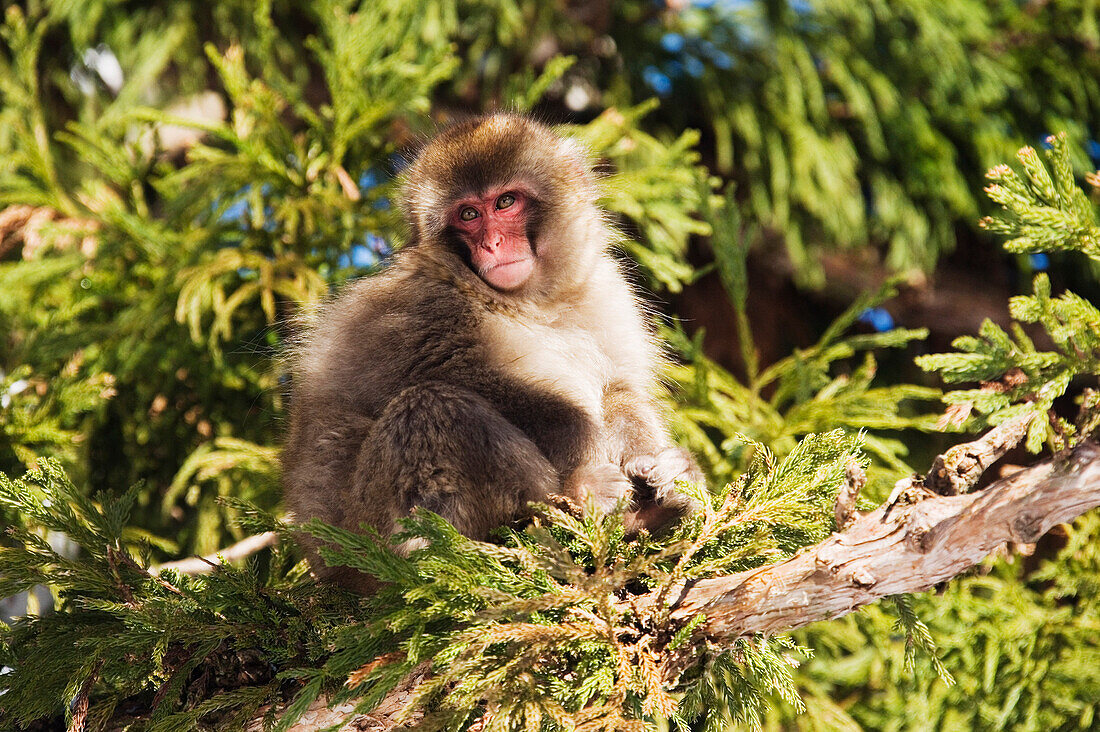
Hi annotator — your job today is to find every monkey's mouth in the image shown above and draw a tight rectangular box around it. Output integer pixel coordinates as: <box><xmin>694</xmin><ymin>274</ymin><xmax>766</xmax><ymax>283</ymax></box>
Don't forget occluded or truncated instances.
<box><xmin>478</xmin><ymin>256</ymin><xmax>534</xmax><ymax>291</ymax></box>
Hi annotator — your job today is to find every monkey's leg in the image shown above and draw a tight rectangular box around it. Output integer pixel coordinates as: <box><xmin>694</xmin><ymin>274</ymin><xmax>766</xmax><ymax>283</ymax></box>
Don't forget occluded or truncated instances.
<box><xmin>355</xmin><ymin>381</ymin><xmax>559</xmax><ymax>545</ymax></box>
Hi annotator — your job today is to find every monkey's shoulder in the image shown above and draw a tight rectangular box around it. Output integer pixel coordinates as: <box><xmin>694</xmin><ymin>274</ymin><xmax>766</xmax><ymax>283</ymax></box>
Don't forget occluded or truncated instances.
<box><xmin>574</xmin><ymin>257</ymin><xmax>660</xmax><ymax>372</ymax></box>
<box><xmin>333</xmin><ymin>266</ymin><xmax>478</xmax><ymax>336</ymax></box>
<box><xmin>292</xmin><ymin>270</ymin><xmax>471</xmax><ymax>400</ymax></box>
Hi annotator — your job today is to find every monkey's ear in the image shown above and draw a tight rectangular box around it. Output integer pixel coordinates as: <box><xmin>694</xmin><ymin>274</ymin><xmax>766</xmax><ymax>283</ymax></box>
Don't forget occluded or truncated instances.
<box><xmin>555</xmin><ymin>135</ymin><xmax>597</xmax><ymax>182</ymax></box>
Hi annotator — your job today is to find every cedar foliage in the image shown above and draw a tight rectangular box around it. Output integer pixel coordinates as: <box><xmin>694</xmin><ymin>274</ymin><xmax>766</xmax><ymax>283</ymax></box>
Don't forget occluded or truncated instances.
<box><xmin>0</xmin><ymin>1</ymin><xmax>1099</xmax><ymax>729</ymax></box>
<box><xmin>918</xmin><ymin>133</ymin><xmax>1100</xmax><ymax>453</ymax></box>
<box><xmin>0</xmin><ymin>432</ymin><xmax>865</xmax><ymax>730</ymax></box>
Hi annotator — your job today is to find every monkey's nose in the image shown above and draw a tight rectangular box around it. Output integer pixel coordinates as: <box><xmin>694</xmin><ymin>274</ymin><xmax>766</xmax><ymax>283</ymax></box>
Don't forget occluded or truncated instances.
<box><xmin>483</xmin><ymin>233</ymin><xmax>505</xmax><ymax>251</ymax></box>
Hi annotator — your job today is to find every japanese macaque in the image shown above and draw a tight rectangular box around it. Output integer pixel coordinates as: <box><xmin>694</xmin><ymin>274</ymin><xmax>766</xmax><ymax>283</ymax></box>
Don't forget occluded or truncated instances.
<box><xmin>283</xmin><ymin>114</ymin><xmax>702</xmax><ymax>592</ymax></box>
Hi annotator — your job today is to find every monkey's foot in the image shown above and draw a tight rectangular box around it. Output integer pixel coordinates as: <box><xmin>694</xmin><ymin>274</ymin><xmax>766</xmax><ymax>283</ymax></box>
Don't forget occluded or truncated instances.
<box><xmin>564</xmin><ymin>463</ymin><xmax>633</xmax><ymax>516</ymax></box>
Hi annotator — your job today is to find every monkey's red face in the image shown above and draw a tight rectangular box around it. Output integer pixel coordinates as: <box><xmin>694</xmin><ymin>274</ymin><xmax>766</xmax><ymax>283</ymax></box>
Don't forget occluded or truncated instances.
<box><xmin>449</xmin><ymin>188</ymin><xmax>535</xmax><ymax>291</ymax></box>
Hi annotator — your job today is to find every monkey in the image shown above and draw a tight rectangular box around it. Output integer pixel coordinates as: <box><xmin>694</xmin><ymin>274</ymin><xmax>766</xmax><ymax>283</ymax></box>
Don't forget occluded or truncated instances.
<box><xmin>282</xmin><ymin>113</ymin><xmax>702</xmax><ymax>592</ymax></box>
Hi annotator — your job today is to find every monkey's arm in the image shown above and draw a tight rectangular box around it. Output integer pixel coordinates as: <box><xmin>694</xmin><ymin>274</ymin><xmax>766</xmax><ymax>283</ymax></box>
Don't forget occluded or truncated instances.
<box><xmin>354</xmin><ymin>381</ymin><xmax>560</xmax><ymax>540</ymax></box>
<box><xmin>602</xmin><ymin>382</ymin><xmax>703</xmax><ymax>526</ymax></box>
<box><xmin>601</xmin><ymin>381</ymin><xmax>668</xmax><ymax>459</ymax></box>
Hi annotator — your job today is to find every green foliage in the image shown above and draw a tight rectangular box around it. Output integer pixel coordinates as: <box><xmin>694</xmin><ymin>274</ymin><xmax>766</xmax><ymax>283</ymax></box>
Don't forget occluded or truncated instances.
<box><xmin>918</xmin><ymin>136</ymin><xmax>1100</xmax><ymax>451</ymax></box>
<box><xmin>0</xmin><ymin>430</ymin><xmax>861</xmax><ymax>730</ymax></box>
<box><xmin>765</xmin><ymin>132</ymin><xmax>1100</xmax><ymax>732</ymax></box>
<box><xmin>781</xmin><ymin>515</ymin><xmax>1100</xmax><ymax>731</ymax></box>
<box><xmin>3</xmin><ymin>1</ymin><xmax>1100</xmax><ymax>730</ymax></box>
<box><xmin>0</xmin><ymin>362</ymin><xmax>115</xmax><ymax>472</ymax></box>
<box><xmin>0</xmin><ymin>0</ymin><xmax>708</xmax><ymax>557</ymax></box>
<box><xmin>612</xmin><ymin>0</ymin><xmax>1100</xmax><ymax>284</ymax></box>
<box><xmin>980</xmin><ymin>134</ymin><xmax>1100</xmax><ymax>260</ymax></box>
<box><xmin>572</xmin><ymin>101</ymin><xmax>713</xmax><ymax>293</ymax></box>
<box><xmin>0</xmin><ymin>459</ymin><xmax>355</xmax><ymax>731</ymax></box>
<box><xmin>667</xmin><ymin>189</ymin><xmax>944</xmax><ymax>493</ymax></box>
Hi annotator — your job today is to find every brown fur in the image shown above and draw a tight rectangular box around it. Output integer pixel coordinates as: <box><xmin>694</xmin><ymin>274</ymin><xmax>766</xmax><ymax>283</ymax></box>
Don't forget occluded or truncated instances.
<box><xmin>283</xmin><ymin>114</ymin><xmax>700</xmax><ymax>592</ymax></box>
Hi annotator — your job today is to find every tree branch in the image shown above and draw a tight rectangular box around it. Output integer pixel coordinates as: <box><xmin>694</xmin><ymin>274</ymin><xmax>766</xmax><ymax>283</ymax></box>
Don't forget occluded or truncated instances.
<box><xmin>660</xmin><ymin>440</ymin><xmax>1100</xmax><ymax>646</ymax></box>
<box><xmin>245</xmin><ymin>430</ymin><xmax>1100</xmax><ymax>730</ymax></box>
<box><xmin>152</xmin><ymin>531</ymin><xmax>277</xmax><ymax>575</ymax></box>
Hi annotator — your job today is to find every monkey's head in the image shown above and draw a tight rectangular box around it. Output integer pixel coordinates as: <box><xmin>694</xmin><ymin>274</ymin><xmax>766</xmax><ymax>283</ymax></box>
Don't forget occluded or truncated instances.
<box><xmin>402</xmin><ymin>114</ymin><xmax>604</xmax><ymax>298</ymax></box>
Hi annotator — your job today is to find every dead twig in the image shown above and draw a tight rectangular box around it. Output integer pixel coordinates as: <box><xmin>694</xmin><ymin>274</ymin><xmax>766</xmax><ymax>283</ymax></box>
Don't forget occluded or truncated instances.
<box><xmin>926</xmin><ymin>412</ymin><xmax>1034</xmax><ymax>495</ymax></box>
<box><xmin>153</xmin><ymin>531</ymin><xmax>278</xmax><ymax>576</ymax></box>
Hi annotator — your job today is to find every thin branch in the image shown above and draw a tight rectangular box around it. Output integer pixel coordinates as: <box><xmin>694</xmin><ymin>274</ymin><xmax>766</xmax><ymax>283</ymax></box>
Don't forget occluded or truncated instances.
<box><xmin>925</xmin><ymin>412</ymin><xmax>1033</xmax><ymax>494</ymax></box>
<box><xmin>153</xmin><ymin>531</ymin><xmax>278</xmax><ymax>575</ymax></box>
<box><xmin>68</xmin><ymin>659</ymin><xmax>103</xmax><ymax>732</ymax></box>
<box><xmin>835</xmin><ymin>457</ymin><xmax>866</xmax><ymax>529</ymax></box>
<box><xmin>883</xmin><ymin>412</ymin><xmax>1033</xmax><ymax>519</ymax></box>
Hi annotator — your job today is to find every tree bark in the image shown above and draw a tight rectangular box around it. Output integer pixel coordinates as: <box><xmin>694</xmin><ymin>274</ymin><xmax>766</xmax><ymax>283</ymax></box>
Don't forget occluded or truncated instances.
<box><xmin>659</xmin><ymin>439</ymin><xmax>1100</xmax><ymax>640</ymax></box>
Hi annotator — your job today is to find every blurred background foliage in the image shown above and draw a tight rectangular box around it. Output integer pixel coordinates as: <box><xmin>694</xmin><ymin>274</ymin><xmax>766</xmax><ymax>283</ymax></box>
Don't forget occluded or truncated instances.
<box><xmin>1</xmin><ymin>0</ymin><xmax>1100</xmax><ymax>728</ymax></box>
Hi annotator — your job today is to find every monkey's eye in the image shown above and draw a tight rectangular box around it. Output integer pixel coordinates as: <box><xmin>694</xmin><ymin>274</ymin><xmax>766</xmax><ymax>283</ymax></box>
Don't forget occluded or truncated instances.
<box><xmin>495</xmin><ymin>193</ymin><xmax>516</xmax><ymax>210</ymax></box>
<box><xmin>459</xmin><ymin>207</ymin><xmax>479</xmax><ymax>221</ymax></box>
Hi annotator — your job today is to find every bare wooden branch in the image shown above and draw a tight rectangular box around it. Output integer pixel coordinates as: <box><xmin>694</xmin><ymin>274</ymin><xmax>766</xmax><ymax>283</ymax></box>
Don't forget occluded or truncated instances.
<box><xmin>659</xmin><ymin>440</ymin><xmax>1100</xmax><ymax>646</ymax></box>
<box><xmin>882</xmin><ymin>412</ymin><xmax>1033</xmax><ymax>520</ymax></box>
<box><xmin>244</xmin><ymin>663</ymin><xmax>431</xmax><ymax>732</ymax></box>
<box><xmin>926</xmin><ymin>412</ymin><xmax>1033</xmax><ymax>494</ymax></box>
<box><xmin>69</xmin><ymin>660</ymin><xmax>102</xmax><ymax>732</ymax></box>
<box><xmin>153</xmin><ymin>531</ymin><xmax>278</xmax><ymax>575</ymax></box>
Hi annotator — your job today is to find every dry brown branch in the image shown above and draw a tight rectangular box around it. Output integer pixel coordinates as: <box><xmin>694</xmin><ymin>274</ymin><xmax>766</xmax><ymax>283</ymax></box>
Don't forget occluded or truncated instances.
<box><xmin>926</xmin><ymin>412</ymin><xmax>1033</xmax><ymax>494</ymax></box>
<box><xmin>881</xmin><ymin>412</ymin><xmax>1034</xmax><ymax>520</ymax></box>
<box><xmin>244</xmin><ymin>663</ymin><xmax>431</xmax><ymax>732</ymax></box>
<box><xmin>658</xmin><ymin>440</ymin><xmax>1100</xmax><ymax>653</ymax></box>
<box><xmin>835</xmin><ymin>458</ymin><xmax>866</xmax><ymax>529</ymax></box>
<box><xmin>68</xmin><ymin>660</ymin><xmax>103</xmax><ymax>732</ymax></box>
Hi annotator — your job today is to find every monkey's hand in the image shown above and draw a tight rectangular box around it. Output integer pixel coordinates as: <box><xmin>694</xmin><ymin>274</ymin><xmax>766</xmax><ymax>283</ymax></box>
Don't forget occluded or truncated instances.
<box><xmin>624</xmin><ymin>446</ymin><xmax>705</xmax><ymax>516</ymax></box>
<box><xmin>564</xmin><ymin>463</ymin><xmax>634</xmax><ymax>516</ymax></box>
